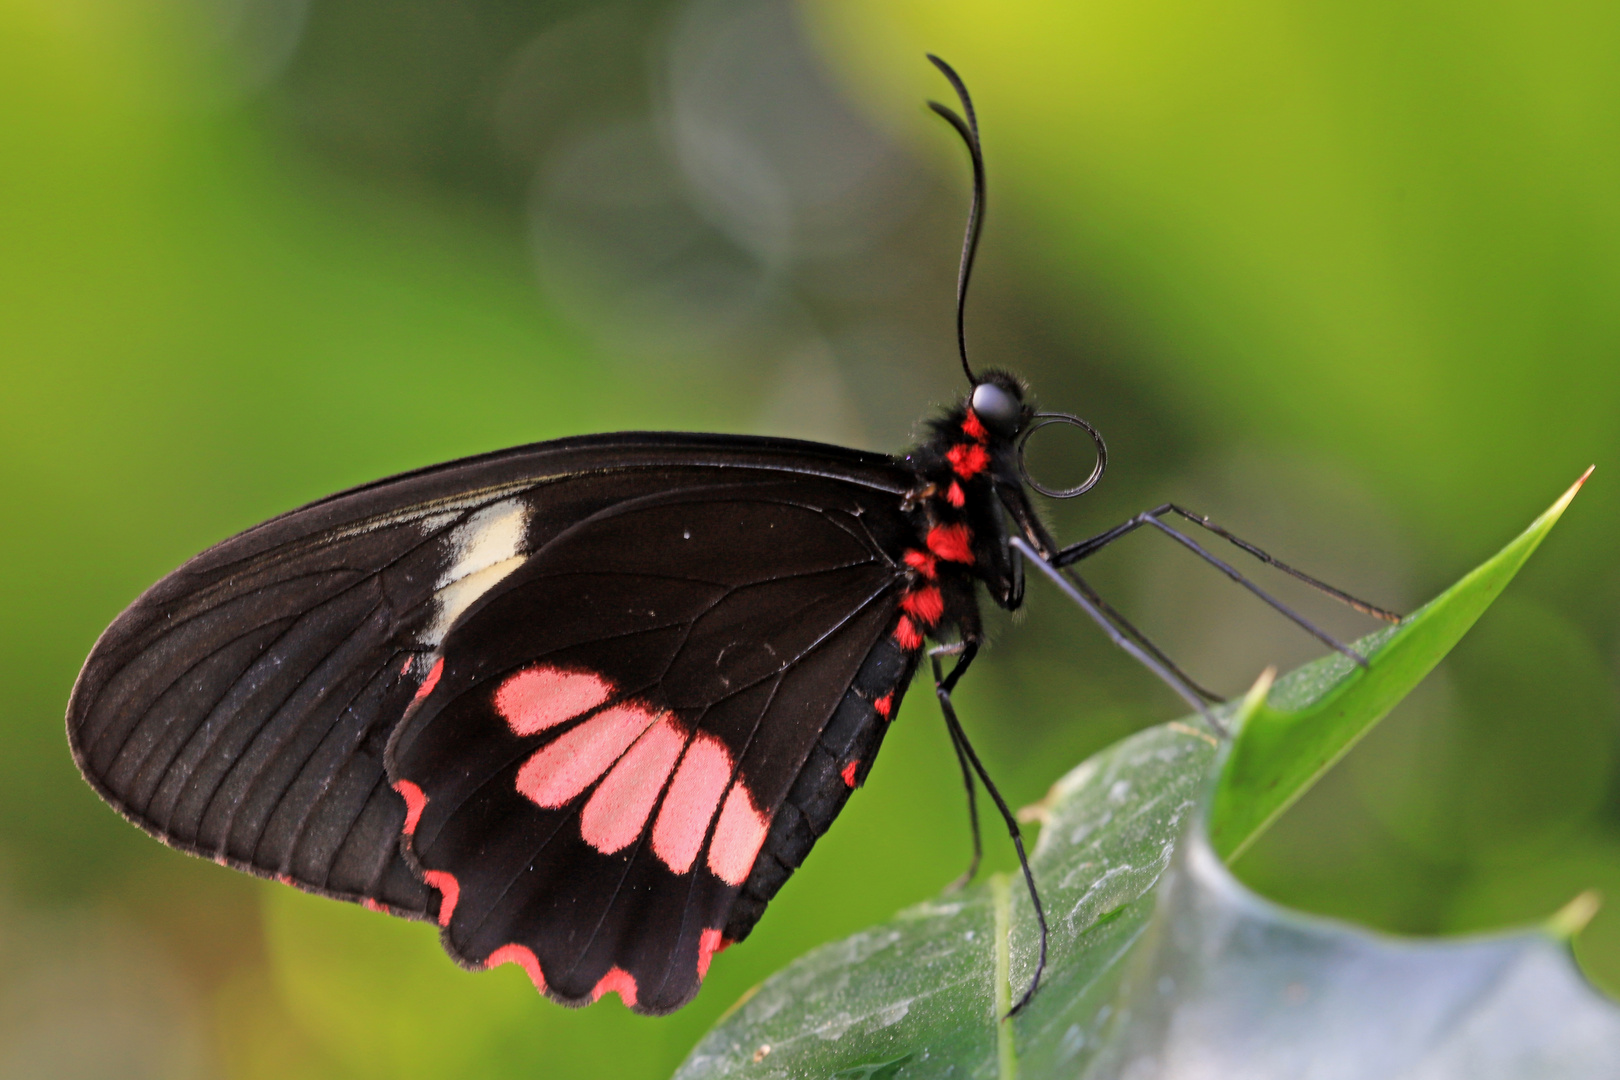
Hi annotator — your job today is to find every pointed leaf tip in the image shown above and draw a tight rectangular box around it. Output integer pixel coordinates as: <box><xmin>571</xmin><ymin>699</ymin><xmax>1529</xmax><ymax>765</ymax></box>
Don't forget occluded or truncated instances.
<box><xmin>1241</xmin><ymin>666</ymin><xmax>1275</xmax><ymax>713</ymax></box>
<box><xmin>1221</xmin><ymin>666</ymin><xmax>1275</xmax><ymax>739</ymax></box>
<box><xmin>1550</xmin><ymin>465</ymin><xmax>1595</xmax><ymax>518</ymax></box>
<box><xmin>1211</xmin><ymin>475</ymin><xmax>1588</xmax><ymax>863</ymax></box>
<box><xmin>1548</xmin><ymin>890</ymin><xmax>1604</xmax><ymax>940</ymax></box>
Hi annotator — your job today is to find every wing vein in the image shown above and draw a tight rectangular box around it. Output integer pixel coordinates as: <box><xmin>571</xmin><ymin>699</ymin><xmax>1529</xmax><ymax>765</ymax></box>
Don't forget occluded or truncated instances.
<box><xmin>552</xmin><ymin>577</ymin><xmax>900</xmax><ymax>985</ymax></box>
<box><xmin>199</xmin><ymin>595</ymin><xmax>391</xmax><ymax>851</ymax></box>
<box><xmin>256</xmin><ymin>655</ymin><xmax>400</xmax><ymax>878</ymax></box>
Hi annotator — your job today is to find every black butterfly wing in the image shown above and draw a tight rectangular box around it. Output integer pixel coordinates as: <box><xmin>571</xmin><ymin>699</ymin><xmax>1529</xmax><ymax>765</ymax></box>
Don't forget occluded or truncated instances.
<box><xmin>388</xmin><ymin>475</ymin><xmax>922</xmax><ymax>1014</ymax></box>
<box><xmin>65</xmin><ymin>478</ymin><xmax>509</xmax><ymax>916</ymax></box>
<box><xmin>67</xmin><ymin>434</ymin><xmax>921</xmax><ymax>993</ymax></box>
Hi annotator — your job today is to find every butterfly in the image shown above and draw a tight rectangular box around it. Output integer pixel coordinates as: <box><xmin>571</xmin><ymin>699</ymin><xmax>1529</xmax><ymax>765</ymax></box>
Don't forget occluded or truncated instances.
<box><xmin>65</xmin><ymin>57</ymin><xmax>1397</xmax><ymax>1016</ymax></box>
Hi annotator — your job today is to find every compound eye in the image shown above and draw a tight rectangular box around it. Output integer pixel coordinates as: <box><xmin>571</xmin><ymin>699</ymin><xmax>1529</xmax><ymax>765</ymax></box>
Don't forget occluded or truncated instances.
<box><xmin>970</xmin><ymin>382</ymin><xmax>1021</xmax><ymax>436</ymax></box>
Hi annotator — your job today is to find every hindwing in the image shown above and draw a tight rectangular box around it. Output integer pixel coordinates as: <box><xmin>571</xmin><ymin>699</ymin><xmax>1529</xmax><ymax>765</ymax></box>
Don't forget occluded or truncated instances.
<box><xmin>388</xmin><ymin>478</ymin><xmax>919</xmax><ymax>1012</ymax></box>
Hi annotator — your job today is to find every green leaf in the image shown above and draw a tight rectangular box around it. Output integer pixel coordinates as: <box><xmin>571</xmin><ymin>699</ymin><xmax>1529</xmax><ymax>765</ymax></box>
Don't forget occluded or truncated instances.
<box><xmin>678</xmin><ymin>474</ymin><xmax>1613</xmax><ymax>1080</ymax></box>
<box><xmin>828</xmin><ymin>1054</ymin><xmax>915</xmax><ymax>1079</ymax></box>
<box><xmin>1208</xmin><ymin>466</ymin><xmax>1595</xmax><ymax>862</ymax></box>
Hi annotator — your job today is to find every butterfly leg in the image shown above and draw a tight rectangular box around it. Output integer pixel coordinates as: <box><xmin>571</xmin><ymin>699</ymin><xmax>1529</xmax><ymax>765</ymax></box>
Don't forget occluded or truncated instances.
<box><xmin>1058</xmin><ymin>505</ymin><xmax>1402</xmax><ymax>621</ymax></box>
<box><xmin>931</xmin><ymin>643</ymin><xmax>983</xmax><ymax>892</ymax></box>
<box><xmin>932</xmin><ymin>644</ymin><xmax>1049</xmax><ymax>1016</ymax></box>
<box><xmin>1011</xmin><ymin>537</ymin><xmax>1229</xmax><ymax>734</ymax></box>
<box><xmin>1062</xmin><ymin>574</ymin><xmax>1222</xmax><ymax>704</ymax></box>
<box><xmin>1052</xmin><ymin>504</ymin><xmax>1399</xmax><ymax>668</ymax></box>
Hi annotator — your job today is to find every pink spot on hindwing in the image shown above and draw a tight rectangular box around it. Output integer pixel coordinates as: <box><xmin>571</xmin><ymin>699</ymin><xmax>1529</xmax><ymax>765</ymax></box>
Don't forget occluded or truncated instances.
<box><xmin>841</xmin><ymin>760</ymin><xmax>859</xmax><ymax>788</ymax></box>
<box><xmin>592</xmin><ymin>967</ymin><xmax>638</xmax><ymax>1007</ymax></box>
<box><xmin>652</xmin><ymin>733</ymin><xmax>733</xmax><ymax>875</ymax></box>
<box><xmin>708</xmin><ymin>783</ymin><xmax>768</xmax><ymax>886</ymax></box>
<box><xmin>413</xmin><ymin>657</ymin><xmax>444</xmax><ymax>703</ymax></box>
<box><xmin>495</xmin><ymin>666</ymin><xmax>613</xmax><ymax>737</ymax></box>
<box><xmin>424</xmin><ymin>870</ymin><xmax>460</xmax><ymax>926</ymax></box>
<box><xmin>487</xmin><ymin>944</ymin><xmax>547</xmax><ymax>993</ymax></box>
<box><xmin>364</xmin><ymin>898</ymin><xmax>387</xmax><ymax>914</ymax></box>
<box><xmin>946</xmin><ymin>481</ymin><xmax>966</xmax><ymax>507</ymax></box>
<box><xmin>393</xmin><ymin>779</ymin><xmax>427</xmax><ymax>836</ymax></box>
<box><xmin>581</xmin><ymin>717</ymin><xmax>686</xmax><ymax>855</ymax></box>
<box><xmin>515</xmin><ymin>703</ymin><xmax>661</xmax><ymax>808</ymax></box>
<box><xmin>697</xmin><ymin>928</ymin><xmax>728</xmax><ymax>979</ymax></box>
<box><xmin>873</xmin><ymin>693</ymin><xmax>893</xmax><ymax>719</ymax></box>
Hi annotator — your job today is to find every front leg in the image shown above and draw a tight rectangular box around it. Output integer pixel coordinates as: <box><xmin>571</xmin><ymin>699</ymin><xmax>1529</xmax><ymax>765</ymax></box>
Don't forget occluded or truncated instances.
<box><xmin>1051</xmin><ymin>504</ymin><xmax>1393</xmax><ymax>667</ymax></box>
<box><xmin>1053</xmin><ymin>503</ymin><xmax>1172</xmax><ymax>566</ymax></box>
<box><xmin>1056</xmin><ymin>503</ymin><xmax>1401</xmax><ymax>623</ymax></box>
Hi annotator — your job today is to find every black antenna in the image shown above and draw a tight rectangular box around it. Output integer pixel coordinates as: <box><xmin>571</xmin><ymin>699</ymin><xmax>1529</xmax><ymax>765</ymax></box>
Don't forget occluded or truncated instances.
<box><xmin>927</xmin><ymin>54</ymin><xmax>985</xmax><ymax>388</ymax></box>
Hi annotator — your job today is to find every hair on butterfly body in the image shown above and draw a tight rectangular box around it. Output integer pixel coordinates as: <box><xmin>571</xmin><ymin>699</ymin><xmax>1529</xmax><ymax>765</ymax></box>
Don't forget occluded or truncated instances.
<box><xmin>65</xmin><ymin>57</ymin><xmax>1399</xmax><ymax>1018</ymax></box>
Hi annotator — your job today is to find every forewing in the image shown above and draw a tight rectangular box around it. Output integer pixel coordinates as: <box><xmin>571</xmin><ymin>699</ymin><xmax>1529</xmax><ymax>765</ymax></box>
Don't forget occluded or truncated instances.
<box><xmin>67</xmin><ymin>433</ymin><xmax>912</xmax><ymax>920</ymax></box>
<box><xmin>389</xmin><ymin>477</ymin><xmax>920</xmax><ymax>1014</ymax></box>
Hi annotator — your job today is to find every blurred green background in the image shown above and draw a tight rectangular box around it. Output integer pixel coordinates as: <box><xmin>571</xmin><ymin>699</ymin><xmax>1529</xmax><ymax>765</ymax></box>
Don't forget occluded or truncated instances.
<box><xmin>3</xmin><ymin>0</ymin><xmax>1618</xmax><ymax>1076</ymax></box>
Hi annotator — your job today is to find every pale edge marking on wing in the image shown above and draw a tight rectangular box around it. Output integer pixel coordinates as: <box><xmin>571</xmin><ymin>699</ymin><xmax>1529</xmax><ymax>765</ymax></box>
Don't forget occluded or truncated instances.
<box><xmin>421</xmin><ymin>497</ymin><xmax>531</xmax><ymax>647</ymax></box>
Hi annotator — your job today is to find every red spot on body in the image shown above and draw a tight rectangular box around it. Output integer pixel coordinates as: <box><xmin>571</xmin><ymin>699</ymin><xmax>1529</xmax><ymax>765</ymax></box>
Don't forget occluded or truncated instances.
<box><xmin>697</xmin><ymin>928</ymin><xmax>728</xmax><ymax>979</ymax></box>
<box><xmin>581</xmin><ymin>716</ymin><xmax>686</xmax><ymax>855</ymax></box>
<box><xmin>927</xmin><ymin>523</ymin><xmax>975</xmax><ymax>564</ymax></box>
<box><xmin>708</xmin><ymin>783</ymin><xmax>768</xmax><ymax>886</ymax></box>
<box><xmin>874</xmin><ymin>693</ymin><xmax>894</xmax><ymax>719</ymax></box>
<box><xmin>412</xmin><ymin>657</ymin><xmax>444</xmax><ymax>703</ymax></box>
<box><xmin>364</xmin><ymin>898</ymin><xmax>387</xmax><ymax>914</ymax></box>
<box><xmin>401</xmin><ymin>656</ymin><xmax>413</xmax><ymax>677</ymax></box>
<box><xmin>495</xmin><ymin>666</ymin><xmax>613</xmax><ymax>737</ymax></box>
<box><xmin>946</xmin><ymin>443</ymin><xmax>990</xmax><ymax>479</ymax></box>
<box><xmin>946</xmin><ymin>481</ymin><xmax>965</xmax><ymax>507</ymax></box>
<box><xmin>901</xmin><ymin>585</ymin><xmax>944</xmax><ymax>627</ymax></box>
<box><xmin>652</xmin><ymin>732</ymin><xmax>733</xmax><ymax>875</ymax></box>
<box><xmin>841</xmin><ymin>760</ymin><xmax>859</xmax><ymax>788</ymax></box>
<box><xmin>425</xmin><ymin>870</ymin><xmax>460</xmax><ymax>926</ymax></box>
<box><xmin>961</xmin><ymin>409</ymin><xmax>988</xmax><ymax>442</ymax></box>
<box><xmin>592</xmin><ymin>967</ymin><xmax>638</xmax><ymax>1007</ymax></box>
<box><xmin>904</xmin><ymin>549</ymin><xmax>938</xmax><ymax>579</ymax></box>
<box><xmin>487</xmin><ymin>943</ymin><xmax>547</xmax><ymax>993</ymax></box>
<box><xmin>393</xmin><ymin>779</ymin><xmax>428</xmax><ymax>836</ymax></box>
<box><xmin>893</xmin><ymin>615</ymin><xmax>924</xmax><ymax>650</ymax></box>
<box><xmin>515</xmin><ymin>703</ymin><xmax>661</xmax><ymax>809</ymax></box>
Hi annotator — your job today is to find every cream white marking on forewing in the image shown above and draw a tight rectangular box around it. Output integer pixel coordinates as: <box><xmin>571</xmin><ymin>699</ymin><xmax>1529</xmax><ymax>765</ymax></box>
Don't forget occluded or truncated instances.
<box><xmin>322</xmin><ymin>478</ymin><xmax>544</xmax><ymax>541</ymax></box>
<box><xmin>421</xmin><ymin>497</ymin><xmax>531</xmax><ymax>645</ymax></box>
<box><xmin>417</xmin><ymin>510</ymin><xmax>462</xmax><ymax>532</ymax></box>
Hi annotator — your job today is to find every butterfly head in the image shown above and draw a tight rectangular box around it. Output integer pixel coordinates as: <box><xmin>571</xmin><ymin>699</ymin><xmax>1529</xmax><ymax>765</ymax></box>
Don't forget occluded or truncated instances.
<box><xmin>946</xmin><ymin>368</ymin><xmax>1108</xmax><ymax>502</ymax></box>
<box><xmin>967</xmin><ymin>373</ymin><xmax>1028</xmax><ymax>439</ymax></box>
